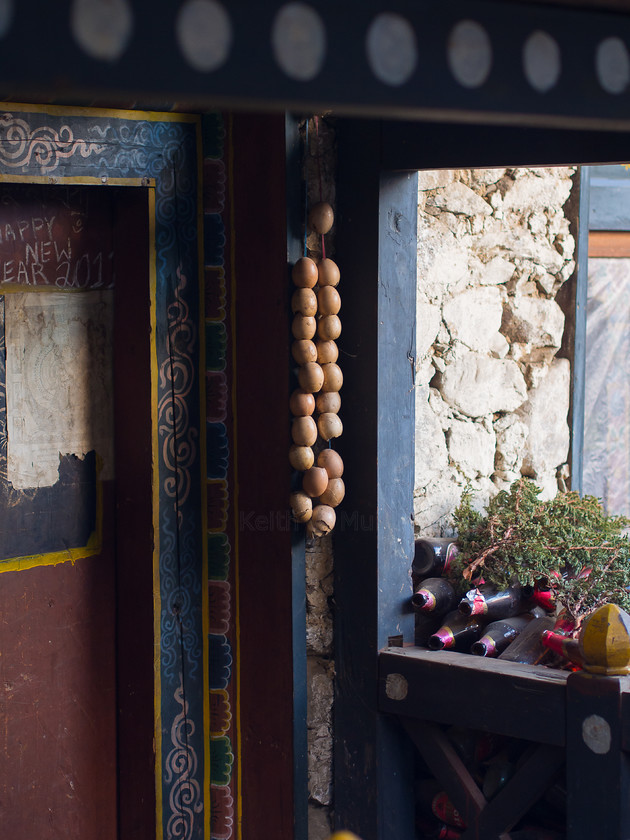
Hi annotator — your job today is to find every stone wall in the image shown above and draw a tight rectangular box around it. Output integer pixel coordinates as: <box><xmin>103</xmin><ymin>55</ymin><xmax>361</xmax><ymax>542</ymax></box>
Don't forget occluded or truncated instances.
<box><xmin>415</xmin><ymin>167</ymin><xmax>577</xmax><ymax>536</ymax></box>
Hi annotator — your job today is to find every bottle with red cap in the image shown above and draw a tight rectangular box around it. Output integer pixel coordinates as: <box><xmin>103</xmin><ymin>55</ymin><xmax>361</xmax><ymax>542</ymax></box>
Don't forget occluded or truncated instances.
<box><xmin>428</xmin><ymin>610</ymin><xmax>486</xmax><ymax>651</ymax></box>
<box><xmin>471</xmin><ymin>614</ymin><xmax>535</xmax><ymax>657</ymax></box>
<box><xmin>412</xmin><ymin>537</ymin><xmax>459</xmax><ymax>580</ymax></box>
<box><xmin>541</xmin><ymin>630</ymin><xmax>583</xmax><ymax>667</ymax></box>
<box><xmin>412</xmin><ymin>577</ymin><xmax>458</xmax><ymax>614</ymax></box>
<box><xmin>458</xmin><ymin>583</ymin><xmax>531</xmax><ymax>620</ymax></box>
<box><xmin>416</xmin><ymin>779</ymin><xmax>466</xmax><ymax>829</ymax></box>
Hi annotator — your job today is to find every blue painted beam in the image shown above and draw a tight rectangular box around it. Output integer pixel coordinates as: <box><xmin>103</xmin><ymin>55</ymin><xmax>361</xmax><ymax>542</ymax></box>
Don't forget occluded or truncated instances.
<box><xmin>333</xmin><ymin>119</ymin><xmax>416</xmax><ymax>840</ymax></box>
<box><xmin>572</xmin><ymin>167</ymin><xmax>591</xmax><ymax>496</ymax></box>
<box><xmin>5</xmin><ymin>2</ymin><xmax>630</xmax><ymax>127</ymax></box>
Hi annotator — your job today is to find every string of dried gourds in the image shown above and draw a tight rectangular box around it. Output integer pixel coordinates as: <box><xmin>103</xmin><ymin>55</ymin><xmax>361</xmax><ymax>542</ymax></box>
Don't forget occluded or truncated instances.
<box><xmin>289</xmin><ymin>196</ymin><xmax>345</xmax><ymax>538</ymax></box>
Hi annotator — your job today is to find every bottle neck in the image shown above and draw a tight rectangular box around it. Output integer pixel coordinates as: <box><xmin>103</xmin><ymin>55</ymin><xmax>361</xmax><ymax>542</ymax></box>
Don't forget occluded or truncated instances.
<box><xmin>412</xmin><ymin>590</ymin><xmax>436</xmax><ymax>610</ymax></box>
<box><xmin>472</xmin><ymin>637</ymin><xmax>496</xmax><ymax>656</ymax></box>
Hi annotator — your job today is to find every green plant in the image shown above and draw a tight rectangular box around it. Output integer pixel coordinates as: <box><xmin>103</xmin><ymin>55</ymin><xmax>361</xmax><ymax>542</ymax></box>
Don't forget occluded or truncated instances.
<box><xmin>450</xmin><ymin>478</ymin><xmax>630</xmax><ymax>620</ymax></box>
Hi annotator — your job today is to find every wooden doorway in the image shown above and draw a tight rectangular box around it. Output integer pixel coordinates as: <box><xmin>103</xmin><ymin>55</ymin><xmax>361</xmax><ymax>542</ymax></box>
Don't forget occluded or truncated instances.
<box><xmin>0</xmin><ymin>182</ymin><xmax>155</xmax><ymax>839</ymax></box>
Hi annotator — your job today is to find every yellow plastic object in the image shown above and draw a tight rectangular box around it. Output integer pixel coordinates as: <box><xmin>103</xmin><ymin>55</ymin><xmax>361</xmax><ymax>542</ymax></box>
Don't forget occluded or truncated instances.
<box><xmin>579</xmin><ymin>603</ymin><xmax>630</xmax><ymax>675</ymax></box>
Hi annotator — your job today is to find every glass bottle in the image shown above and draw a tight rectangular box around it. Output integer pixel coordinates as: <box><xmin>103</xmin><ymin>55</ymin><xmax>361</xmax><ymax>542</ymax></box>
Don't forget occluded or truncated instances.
<box><xmin>412</xmin><ymin>537</ymin><xmax>459</xmax><ymax>579</ymax></box>
<box><xmin>497</xmin><ymin>615</ymin><xmax>556</xmax><ymax>664</ymax></box>
<box><xmin>412</xmin><ymin>577</ymin><xmax>458</xmax><ymax>614</ymax></box>
<box><xmin>428</xmin><ymin>610</ymin><xmax>486</xmax><ymax>651</ymax></box>
<box><xmin>471</xmin><ymin>615</ymin><xmax>534</xmax><ymax>657</ymax></box>
<box><xmin>458</xmin><ymin>583</ymin><xmax>530</xmax><ymax>620</ymax></box>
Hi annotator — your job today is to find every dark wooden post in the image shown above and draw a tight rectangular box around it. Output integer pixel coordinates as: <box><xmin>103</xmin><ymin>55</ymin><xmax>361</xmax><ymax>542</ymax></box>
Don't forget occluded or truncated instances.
<box><xmin>333</xmin><ymin>119</ymin><xmax>416</xmax><ymax>840</ymax></box>
<box><xmin>566</xmin><ymin>671</ymin><xmax>630</xmax><ymax>839</ymax></box>
<box><xmin>566</xmin><ymin>604</ymin><xmax>630</xmax><ymax>840</ymax></box>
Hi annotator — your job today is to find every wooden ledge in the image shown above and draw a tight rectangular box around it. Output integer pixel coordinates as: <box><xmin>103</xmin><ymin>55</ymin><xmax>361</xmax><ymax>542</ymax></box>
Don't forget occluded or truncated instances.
<box><xmin>378</xmin><ymin>646</ymin><xmax>569</xmax><ymax>745</ymax></box>
<box><xmin>589</xmin><ymin>231</ymin><xmax>630</xmax><ymax>257</ymax></box>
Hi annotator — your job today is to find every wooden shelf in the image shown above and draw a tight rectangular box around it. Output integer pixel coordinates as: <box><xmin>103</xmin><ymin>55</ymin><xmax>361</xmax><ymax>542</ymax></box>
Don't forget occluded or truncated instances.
<box><xmin>378</xmin><ymin>646</ymin><xmax>630</xmax><ymax>839</ymax></box>
<box><xmin>379</xmin><ymin>646</ymin><xmax>569</xmax><ymax>745</ymax></box>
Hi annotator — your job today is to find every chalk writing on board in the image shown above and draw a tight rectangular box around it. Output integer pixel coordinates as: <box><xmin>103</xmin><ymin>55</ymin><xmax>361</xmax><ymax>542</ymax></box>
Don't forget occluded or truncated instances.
<box><xmin>0</xmin><ymin>184</ymin><xmax>116</xmax><ymax>290</ymax></box>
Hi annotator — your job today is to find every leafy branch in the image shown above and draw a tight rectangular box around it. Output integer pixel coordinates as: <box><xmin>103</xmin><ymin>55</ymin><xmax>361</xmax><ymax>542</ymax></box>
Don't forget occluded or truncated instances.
<box><xmin>450</xmin><ymin>478</ymin><xmax>630</xmax><ymax>620</ymax></box>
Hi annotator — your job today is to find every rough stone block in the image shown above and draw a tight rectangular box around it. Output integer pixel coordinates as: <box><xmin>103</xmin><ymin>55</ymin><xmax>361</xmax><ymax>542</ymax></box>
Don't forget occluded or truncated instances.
<box><xmin>442</xmin><ymin>286</ymin><xmax>503</xmax><ymax>352</ymax></box>
<box><xmin>494</xmin><ymin>414</ymin><xmax>528</xmax><ymax>475</ymax></box>
<box><xmin>517</xmin><ymin>357</ymin><xmax>570</xmax><ymax>479</ymax></box>
<box><xmin>417</xmin><ymin>296</ymin><xmax>442</xmax><ymax>359</ymax></box>
<box><xmin>417</xmin><ymin>169</ymin><xmax>456</xmax><ymax>191</ymax></box>
<box><xmin>427</xmin><ymin>180</ymin><xmax>493</xmax><ymax>217</ymax></box>
<box><xmin>414</xmin><ymin>468</ymin><xmax>466</xmax><ymax>534</ymax></box>
<box><xmin>447</xmin><ymin>417</ymin><xmax>496</xmax><ymax>479</ymax></box>
<box><xmin>471</xmin><ymin>168</ymin><xmax>506</xmax><ymax>185</ymax></box>
<box><xmin>437</xmin><ymin>352</ymin><xmax>528</xmax><ymax>417</ymax></box>
<box><xmin>502</xmin><ymin>170</ymin><xmax>573</xmax><ymax>213</ymax></box>
<box><xmin>417</xmin><ymin>212</ymin><xmax>470</xmax><ymax>303</ymax></box>
<box><xmin>478</xmin><ymin>255</ymin><xmax>515</xmax><ymax>286</ymax></box>
<box><xmin>308</xmin><ymin>804</ymin><xmax>332</xmax><ymax>840</ymax></box>
<box><xmin>501</xmin><ymin>294</ymin><xmax>565</xmax><ymax>348</ymax></box>
<box><xmin>415</xmin><ymin>386</ymin><xmax>449</xmax><ymax>486</ymax></box>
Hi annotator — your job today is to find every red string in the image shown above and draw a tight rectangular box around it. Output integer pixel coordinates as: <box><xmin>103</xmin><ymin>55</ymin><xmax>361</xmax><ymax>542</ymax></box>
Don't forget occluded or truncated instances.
<box><xmin>315</xmin><ymin>116</ymin><xmax>326</xmax><ymax>260</ymax></box>
<box><xmin>315</xmin><ymin>116</ymin><xmax>324</xmax><ymax>203</ymax></box>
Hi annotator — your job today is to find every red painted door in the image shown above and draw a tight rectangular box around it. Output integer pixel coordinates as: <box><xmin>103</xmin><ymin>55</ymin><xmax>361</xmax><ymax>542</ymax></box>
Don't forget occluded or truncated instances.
<box><xmin>0</xmin><ymin>184</ymin><xmax>154</xmax><ymax>839</ymax></box>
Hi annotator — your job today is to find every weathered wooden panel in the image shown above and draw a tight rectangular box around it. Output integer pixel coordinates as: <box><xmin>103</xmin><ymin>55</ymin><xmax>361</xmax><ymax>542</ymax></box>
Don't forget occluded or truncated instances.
<box><xmin>1</xmin><ymin>3</ymin><xmax>630</xmax><ymax>130</ymax></box>
<box><xmin>590</xmin><ymin>166</ymin><xmax>630</xmax><ymax>230</ymax></box>
<box><xmin>0</xmin><ymin>551</ymin><xmax>117</xmax><ymax>838</ymax></box>
<box><xmin>589</xmin><ymin>231</ymin><xmax>630</xmax><ymax>256</ymax></box>
<box><xmin>0</xmin><ymin>181</ymin><xmax>155</xmax><ymax>840</ymax></box>
<box><xmin>333</xmin><ymin>120</ymin><xmax>416</xmax><ymax>840</ymax></box>
<box><xmin>379</xmin><ymin>647</ymin><xmax>569</xmax><ymax>745</ymax></box>
<box><xmin>567</xmin><ymin>672</ymin><xmax>630</xmax><ymax>839</ymax></box>
<box><xmin>111</xmin><ymin>186</ymin><xmax>155</xmax><ymax>840</ymax></box>
<box><xmin>231</xmin><ymin>112</ymin><xmax>296</xmax><ymax>840</ymax></box>
<box><xmin>0</xmin><ymin>106</ymin><xmax>205</xmax><ymax>840</ymax></box>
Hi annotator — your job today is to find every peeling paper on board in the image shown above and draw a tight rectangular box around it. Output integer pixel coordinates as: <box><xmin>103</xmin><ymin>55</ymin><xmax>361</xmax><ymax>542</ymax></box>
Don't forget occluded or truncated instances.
<box><xmin>5</xmin><ymin>291</ymin><xmax>114</xmax><ymax>489</ymax></box>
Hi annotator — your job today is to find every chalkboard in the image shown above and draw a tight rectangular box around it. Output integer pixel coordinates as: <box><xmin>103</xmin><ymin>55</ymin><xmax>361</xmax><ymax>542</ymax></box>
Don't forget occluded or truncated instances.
<box><xmin>0</xmin><ymin>184</ymin><xmax>122</xmax><ymax>564</ymax></box>
<box><xmin>0</xmin><ymin>183</ymin><xmax>115</xmax><ymax>290</ymax></box>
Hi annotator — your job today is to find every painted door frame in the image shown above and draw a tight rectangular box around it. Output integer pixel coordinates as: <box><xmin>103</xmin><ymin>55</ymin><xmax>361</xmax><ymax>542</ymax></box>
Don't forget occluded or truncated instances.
<box><xmin>0</xmin><ymin>103</ymin><xmax>208</xmax><ymax>840</ymax></box>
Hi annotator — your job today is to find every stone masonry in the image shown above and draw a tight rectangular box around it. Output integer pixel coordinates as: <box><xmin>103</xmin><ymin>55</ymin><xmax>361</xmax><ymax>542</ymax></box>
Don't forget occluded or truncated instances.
<box><xmin>415</xmin><ymin>167</ymin><xmax>576</xmax><ymax>536</ymax></box>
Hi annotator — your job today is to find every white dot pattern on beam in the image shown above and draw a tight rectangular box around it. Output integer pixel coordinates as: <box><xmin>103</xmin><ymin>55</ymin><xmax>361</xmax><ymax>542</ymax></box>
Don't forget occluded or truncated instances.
<box><xmin>523</xmin><ymin>30</ymin><xmax>561</xmax><ymax>93</ymax></box>
<box><xmin>596</xmin><ymin>36</ymin><xmax>630</xmax><ymax>94</ymax></box>
<box><xmin>447</xmin><ymin>19</ymin><xmax>492</xmax><ymax>89</ymax></box>
<box><xmin>71</xmin><ymin>0</ymin><xmax>133</xmax><ymax>62</ymax></box>
<box><xmin>176</xmin><ymin>0</ymin><xmax>232</xmax><ymax>72</ymax></box>
<box><xmin>366</xmin><ymin>13</ymin><xmax>417</xmax><ymax>87</ymax></box>
<box><xmin>272</xmin><ymin>2</ymin><xmax>326</xmax><ymax>81</ymax></box>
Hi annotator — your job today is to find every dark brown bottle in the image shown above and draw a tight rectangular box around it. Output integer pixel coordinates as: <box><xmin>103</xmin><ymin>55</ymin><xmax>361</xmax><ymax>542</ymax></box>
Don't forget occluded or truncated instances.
<box><xmin>412</xmin><ymin>577</ymin><xmax>458</xmax><ymax>613</ymax></box>
<box><xmin>497</xmin><ymin>615</ymin><xmax>555</xmax><ymax>663</ymax></box>
<box><xmin>414</xmin><ymin>612</ymin><xmax>443</xmax><ymax>647</ymax></box>
<box><xmin>471</xmin><ymin>615</ymin><xmax>534</xmax><ymax>657</ymax></box>
<box><xmin>412</xmin><ymin>538</ymin><xmax>459</xmax><ymax>579</ymax></box>
<box><xmin>428</xmin><ymin>610</ymin><xmax>485</xmax><ymax>651</ymax></box>
<box><xmin>458</xmin><ymin>583</ymin><xmax>530</xmax><ymax>620</ymax></box>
